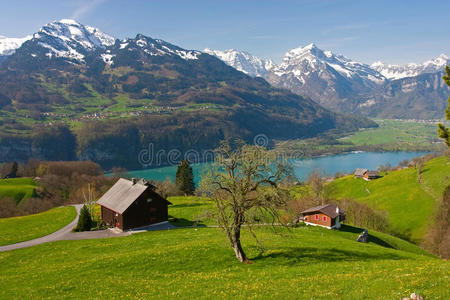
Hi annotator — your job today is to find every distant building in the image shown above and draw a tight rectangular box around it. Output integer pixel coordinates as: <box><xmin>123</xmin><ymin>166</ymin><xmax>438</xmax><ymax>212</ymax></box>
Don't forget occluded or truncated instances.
<box><xmin>364</xmin><ymin>170</ymin><xmax>381</xmax><ymax>181</ymax></box>
<box><xmin>299</xmin><ymin>204</ymin><xmax>345</xmax><ymax>229</ymax></box>
<box><xmin>98</xmin><ymin>178</ymin><xmax>171</xmax><ymax>231</ymax></box>
<box><xmin>354</xmin><ymin>168</ymin><xmax>368</xmax><ymax>178</ymax></box>
<box><xmin>354</xmin><ymin>168</ymin><xmax>381</xmax><ymax>181</ymax></box>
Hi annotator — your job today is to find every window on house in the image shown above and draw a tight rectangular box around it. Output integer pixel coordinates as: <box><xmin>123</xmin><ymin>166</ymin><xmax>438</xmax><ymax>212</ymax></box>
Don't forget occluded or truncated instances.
<box><xmin>315</xmin><ymin>214</ymin><xmax>318</xmax><ymax>220</ymax></box>
<box><xmin>323</xmin><ymin>216</ymin><xmax>327</xmax><ymax>221</ymax></box>
<box><xmin>147</xmin><ymin>198</ymin><xmax>153</xmax><ymax>203</ymax></box>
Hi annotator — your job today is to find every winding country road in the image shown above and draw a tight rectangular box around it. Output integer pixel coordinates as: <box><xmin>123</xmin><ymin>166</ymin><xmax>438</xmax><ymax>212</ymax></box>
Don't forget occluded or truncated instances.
<box><xmin>0</xmin><ymin>204</ymin><xmax>131</xmax><ymax>252</ymax></box>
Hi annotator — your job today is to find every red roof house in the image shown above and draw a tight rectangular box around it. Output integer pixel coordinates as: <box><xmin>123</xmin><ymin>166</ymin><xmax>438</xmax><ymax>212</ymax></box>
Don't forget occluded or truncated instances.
<box><xmin>300</xmin><ymin>204</ymin><xmax>345</xmax><ymax>229</ymax></box>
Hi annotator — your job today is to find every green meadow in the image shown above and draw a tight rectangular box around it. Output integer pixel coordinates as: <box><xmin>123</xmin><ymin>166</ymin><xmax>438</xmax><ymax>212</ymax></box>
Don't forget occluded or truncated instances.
<box><xmin>0</xmin><ymin>178</ymin><xmax>37</xmax><ymax>203</ymax></box>
<box><xmin>0</xmin><ymin>224</ymin><xmax>447</xmax><ymax>299</ymax></box>
<box><xmin>0</xmin><ymin>206</ymin><xmax>76</xmax><ymax>246</ymax></box>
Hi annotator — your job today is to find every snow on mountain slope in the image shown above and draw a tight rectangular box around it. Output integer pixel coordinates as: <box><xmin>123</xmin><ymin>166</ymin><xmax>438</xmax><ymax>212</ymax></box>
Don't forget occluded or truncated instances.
<box><xmin>371</xmin><ymin>54</ymin><xmax>449</xmax><ymax>79</ymax></box>
<box><xmin>0</xmin><ymin>35</ymin><xmax>32</xmax><ymax>56</ymax></box>
<box><xmin>31</xmin><ymin>19</ymin><xmax>115</xmax><ymax>61</ymax></box>
<box><xmin>203</xmin><ymin>48</ymin><xmax>274</xmax><ymax>77</ymax></box>
<box><xmin>273</xmin><ymin>43</ymin><xmax>386</xmax><ymax>84</ymax></box>
<box><xmin>109</xmin><ymin>34</ymin><xmax>201</xmax><ymax>64</ymax></box>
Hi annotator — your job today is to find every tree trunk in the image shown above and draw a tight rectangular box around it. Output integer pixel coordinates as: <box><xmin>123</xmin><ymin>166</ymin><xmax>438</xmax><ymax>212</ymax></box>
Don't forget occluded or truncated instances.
<box><xmin>231</xmin><ymin>225</ymin><xmax>248</xmax><ymax>263</ymax></box>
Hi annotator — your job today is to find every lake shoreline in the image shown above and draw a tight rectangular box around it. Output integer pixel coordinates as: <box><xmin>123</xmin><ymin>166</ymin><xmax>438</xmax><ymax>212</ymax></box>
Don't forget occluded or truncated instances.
<box><xmin>117</xmin><ymin>150</ymin><xmax>432</xmax><ymax>183</ymax></box>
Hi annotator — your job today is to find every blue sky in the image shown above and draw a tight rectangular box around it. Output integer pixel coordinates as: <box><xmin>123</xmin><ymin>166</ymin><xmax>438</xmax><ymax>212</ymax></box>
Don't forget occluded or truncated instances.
<box><xmin>0</xmin><ymin>0</ymin><xmax>448</xmax><ymax>64</ymax></box>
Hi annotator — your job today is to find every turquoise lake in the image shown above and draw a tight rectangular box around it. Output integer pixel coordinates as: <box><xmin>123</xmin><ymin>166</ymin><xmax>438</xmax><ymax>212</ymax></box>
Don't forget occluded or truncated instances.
<box><xmin>126</xmin><ymin>151</ymin><xmax>429</xmax><ymax>184</ymax></box>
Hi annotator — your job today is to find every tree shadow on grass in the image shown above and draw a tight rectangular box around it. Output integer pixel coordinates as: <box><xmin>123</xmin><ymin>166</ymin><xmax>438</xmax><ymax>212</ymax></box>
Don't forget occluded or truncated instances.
<box><xmin>251</xmin><ymin>246</ymin><xmax>405</xmax><ymax>265</ymax></box>
<box><xmin>170</xmin><ymin>203</ymin><xmax>208</xmax><ymax>208</ymax></box>
<box><xmin>168</xmin><ymin>215</ymin><xmax>208</xmax><ymax>227</ymax></box>
<box><xmin>339</xmin><ymin>224</ymin><xmax>393</xmax><ymax>249</ymax></box>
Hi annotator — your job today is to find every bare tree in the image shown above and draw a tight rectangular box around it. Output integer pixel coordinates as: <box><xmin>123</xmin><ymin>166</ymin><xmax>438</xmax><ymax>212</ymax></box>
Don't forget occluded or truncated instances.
<box><xmin>411</xmin><ymin>157</ymin><xmax>425</xmax><ymax>183</ymax></box>
<box><xmin>306</xmin><ymin>170</ymin><xmax>327</xmax><ymax>205</ymax></box>
<box><xmin>200</xmin><ymin>141</ymin><xmax>293</xmax><ymax>263</ymax></box>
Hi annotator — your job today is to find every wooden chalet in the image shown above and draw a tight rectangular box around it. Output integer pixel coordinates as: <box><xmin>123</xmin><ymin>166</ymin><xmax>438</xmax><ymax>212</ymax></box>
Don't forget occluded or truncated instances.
<box><xmin>364</xmin><ymin>170</ymin><xmax>381</xmax><ymax>181</ymax></box>
<box><xmin>97</xmin><ymin>178</ymin><xmax>170</xmax><ymax>231</ymax></box>
<box><xmin>354</xmin><ymin>168</ymin><xmax>381</xmax><ymax>181</ymax></box>
<box><xmin>300</xmin><ymin>204</ymin><xmax>345</xmax><ymax>229</ymax></box>
<box><xmin>354</xmin><ymin>168</ymin><xmax>368</xmax><ymax>179</ymax></box>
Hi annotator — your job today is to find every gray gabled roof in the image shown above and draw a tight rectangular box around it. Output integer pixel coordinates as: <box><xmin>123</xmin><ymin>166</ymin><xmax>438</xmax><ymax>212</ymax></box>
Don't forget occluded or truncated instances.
<box><xmin>354</xmin><ymin>168</ymin><xmax>368</xmax><ymax>176</ymax></box>
<box><xmin>97</xmin><ymin>178</ymin><xmax>150</xmax><ymax>214</ymax></box>
<box><xmin>367</xmin><ymin>170</ymin><xmax>380</xmax><ymax>177</ymax></box>
<box><xmin>301</xmin><ymin>204</ymin><xmax>342</xmax><ymax>218</ymax></box>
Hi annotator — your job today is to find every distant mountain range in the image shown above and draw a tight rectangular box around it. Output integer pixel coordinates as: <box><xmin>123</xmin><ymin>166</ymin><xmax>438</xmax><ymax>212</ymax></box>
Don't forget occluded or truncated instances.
<box><xmin>0</xmin><ymin>19</ymin><xmax>373</xmax><ymax>169</ymax></box>
<box><xmin>206</xmin><ymin>45</ymin><xmax>450</xmax><ymax>119</ymax></box>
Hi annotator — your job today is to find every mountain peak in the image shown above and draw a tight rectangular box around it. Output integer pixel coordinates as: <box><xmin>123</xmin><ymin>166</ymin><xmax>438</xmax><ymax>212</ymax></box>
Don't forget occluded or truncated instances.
<box><xmin>57</xmin><ymin>19</ymin><xmax>81</xmax><ymax>25</ymax></box>
<box><xmin>203</xmin><ymin>48</ymin><xmax>273</xmax><ymax>77</ymax></box>
<box><xmin>25</xmin><ymin>19</ymin><xmax>116</xmax><ymax>62</ymax></box>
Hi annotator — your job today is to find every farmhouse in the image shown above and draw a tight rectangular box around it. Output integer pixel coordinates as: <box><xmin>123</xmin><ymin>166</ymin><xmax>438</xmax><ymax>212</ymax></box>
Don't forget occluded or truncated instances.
<box><xmin>97</xmin><ymin>178</ymin><xmax>170</xmax><ymax>231</ymax></box>
<box><xmin>354</xmin><ymin>168</ymin><xmax>381</xmax><ymax>181</ymax></box>
<box><xmin>354</xmin><ymin>168</ymin><xmax>368</xmax><ymax>178</ymax></box>
<box><xmin>300</xmin><ymin>204</ymin><xmax>345</xmax><ymax>229</ymax></box>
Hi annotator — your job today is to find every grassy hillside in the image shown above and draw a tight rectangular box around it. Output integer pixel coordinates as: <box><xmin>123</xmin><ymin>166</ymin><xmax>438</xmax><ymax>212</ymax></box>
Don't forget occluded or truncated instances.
<box><xmin>328</xmin><ymin>156</ymin><xmax>450</xmax><ymax>243</ymax></box>
<box><xmin>0</xmin><ymin>224</ymin><xmax>447</xmax><ymax>299</ymax></box>
<box><xmin>0</xmin><ymin>206</ymin><xmax>76</xmax><ymax>246</ymax></box>
<box><xmin>0</xmin><ymin>178</ymin><xmax>37</xmax><ymax>203</ymax></box>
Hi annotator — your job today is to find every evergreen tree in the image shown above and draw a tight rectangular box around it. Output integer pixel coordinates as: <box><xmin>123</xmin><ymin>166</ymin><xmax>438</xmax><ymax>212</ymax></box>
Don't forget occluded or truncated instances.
<box><xmin>438</xmin><ymin>66</ymin><xmax>450</xmax><ymax>147</ymax></box>
<box><xmin>175</xmin><ymin>159</ymin><xmax>195</xmax><ymax>195</ymax></box>
<box><xmin>77</xmin><ymin>205</ymin><xmax>92</xmax><ymax>231</ymax></box>
<box><xmin>8</xmin><ymin>161</ymin><xmax>18</xmax><ymax>178</ymax></box>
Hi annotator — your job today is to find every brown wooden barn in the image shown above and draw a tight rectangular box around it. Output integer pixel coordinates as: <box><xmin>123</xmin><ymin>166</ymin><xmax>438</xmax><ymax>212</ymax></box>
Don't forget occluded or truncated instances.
<box><xmin>300</xmin><ymin>204</ymin><xmax>345</xmax><ymax>229</ymax></box>
<box><xmin>97</xmin><ymin>178</ymin><xmax>170</xmax><ymax>231</ymax></box>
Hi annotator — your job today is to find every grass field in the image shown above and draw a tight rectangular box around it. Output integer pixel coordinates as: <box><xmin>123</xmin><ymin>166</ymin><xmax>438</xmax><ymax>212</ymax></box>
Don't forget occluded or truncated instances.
<box><xmin>0</xmin><ymin>206</ymin><xmax>76</xmax><ymax>246</ymax></box>
<box><xmin>168</xmin><ymin>196</ymin><xmax>216</xmax><ymax>226</ymax></box>
<box><xmin>0</xmin><ymin>178</ymin><xmax>37</xmax><ymax>203</ymax></box>
<box><xmin>0</xmin><ymin>224</ymin><xmax>447</xmax><ymax>299</ymax></box>
<box><xmin>339</xmin><ymin>119</ymin><xmax>440</xmax><ymax>148</ymax></box>
<box><xmin>275</xmin><ymin>119</ymin><xmax>444</xmax><ymax>157</ymax></box>
<box><xmin>328</xmin><ymin>156</ymin><xmax>450</xmax><ymax>243</ymax></box>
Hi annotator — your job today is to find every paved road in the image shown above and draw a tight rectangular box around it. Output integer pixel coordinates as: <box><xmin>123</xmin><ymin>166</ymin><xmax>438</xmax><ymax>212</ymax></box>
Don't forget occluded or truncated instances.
<box><xmin>0</xmin><ymin>204</ymin><xmax>130</xmax><ymax>252</ymax></box>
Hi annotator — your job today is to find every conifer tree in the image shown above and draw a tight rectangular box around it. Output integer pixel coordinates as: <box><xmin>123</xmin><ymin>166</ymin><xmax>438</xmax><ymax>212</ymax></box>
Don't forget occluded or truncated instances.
<box><xmin>77</xmin><ymin>205</ymin><xmax>92</xmax><ymax>231</ymax></box>
<box><xmin>175</xmin><ymin>159</ymin><xmax>195</xmax><ymax>195</ymax></box>
<box><xmin>438</xmin><ymin>66</ymin><xmax>450</xmax><ymax>147</ymax></box>
<box><xmin>9</xmin><ymin>161</ymin><xmax>18</xmax><ymax>178</ymax></box>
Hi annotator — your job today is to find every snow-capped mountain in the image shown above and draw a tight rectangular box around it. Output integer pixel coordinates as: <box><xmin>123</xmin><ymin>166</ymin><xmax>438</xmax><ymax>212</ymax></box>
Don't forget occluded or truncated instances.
<box><xmin>273</xmin><ymin>43</ymin><xmax>385</xmax><ymax>84</ymax></box>
<box><xmin>263</xmin><ymin>43</ymin><xmax>387</xmax><ymax>112</ymax></box>
<box><xmin>203</xmin><ymin>48</ymin><xmax>274</xmax><ymax>77</ymax></box>
<box><xmin>371</xmin><ymin>54</ymin><xmax>450</xmax><ymax>80</ymax></box>
<box><xmin>105</xmin><ymin>34</ymin><xmax>201</xmax><ymax>65</ymax></box>
<box><xmin>23</xmin><ymin>19</ymin><xmax>115</xmax><ymax>62</ymax></box>
<box><xmin>206</xmin><ymin>43</ymin><xmax>449</xmax><ymax>118</ymax></box>
<box><xmin>0</xmin><ymin>35</ymin><xmax>32</xmax><ymax>56</ymax></box>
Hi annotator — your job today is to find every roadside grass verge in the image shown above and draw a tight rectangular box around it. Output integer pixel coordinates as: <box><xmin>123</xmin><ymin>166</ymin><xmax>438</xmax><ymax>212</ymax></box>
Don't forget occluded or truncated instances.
<box><xmin>0</xmin><ymin>206</ymin><xmax>77</xmax><ymax>246</ymax></box>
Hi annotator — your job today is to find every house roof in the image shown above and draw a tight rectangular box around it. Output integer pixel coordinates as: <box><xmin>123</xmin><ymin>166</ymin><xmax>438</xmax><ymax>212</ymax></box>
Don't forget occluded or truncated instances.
<box><xmin>97</xmin><ymin>178</ymin><xmax>153</xmax><ymax>214</ymax></box>
<box><xmin>301</xmin><ymin>204</ymin><xmax>342</xmax><ymax>218</ymax></box>
<box><xmin>354</xmin><ymin>168</ymin><xmax>368</xmax><ymax>176</ymax></box>
<box><xmin>366</xmin><ymin>170</ymin><xmax>380</xmax><ymax>177</ymax></box>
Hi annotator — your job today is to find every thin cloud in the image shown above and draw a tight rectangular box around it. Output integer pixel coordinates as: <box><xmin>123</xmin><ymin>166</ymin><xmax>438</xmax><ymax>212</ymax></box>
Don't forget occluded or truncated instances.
<box><xmin>322</xmin><ymin>24</ymin><xmax>368</xmax><ymax>35</ymax></box>
<box><xmin>70</xmin><ymin>0</ymin><xmax>106</xmax><ymax>20</ymax></box>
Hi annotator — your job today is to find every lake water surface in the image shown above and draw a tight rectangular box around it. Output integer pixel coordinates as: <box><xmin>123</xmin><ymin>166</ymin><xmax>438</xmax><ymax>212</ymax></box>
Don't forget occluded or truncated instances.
<box><xmin>126</xmin><ymin>151</ymin><xmax>430</xmax><ymax>184</ymax></box>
